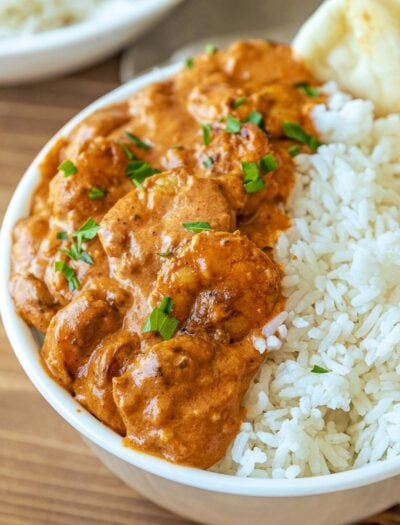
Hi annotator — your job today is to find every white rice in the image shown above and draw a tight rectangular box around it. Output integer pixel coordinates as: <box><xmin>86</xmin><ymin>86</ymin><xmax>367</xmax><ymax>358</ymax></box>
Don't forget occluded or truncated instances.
<box><xmin>0</xmin><ymin>0</ymin><xmax>104</xmax><ymax>38</ymax></box>
<box><xmin>215</xmin><ymin>82</ymin><xmax>400</xmax><ymax>478</ymax></box>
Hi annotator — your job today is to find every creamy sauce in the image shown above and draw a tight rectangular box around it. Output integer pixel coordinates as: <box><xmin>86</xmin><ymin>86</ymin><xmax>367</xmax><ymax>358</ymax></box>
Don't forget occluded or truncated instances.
<box><xmin>10</xmin><ymin>41</ymin><xmax>321</xmax><ymax>468</ymax></box>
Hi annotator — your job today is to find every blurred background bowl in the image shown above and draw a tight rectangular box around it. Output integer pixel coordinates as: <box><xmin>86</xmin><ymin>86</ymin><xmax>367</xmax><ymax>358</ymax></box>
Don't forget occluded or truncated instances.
<box><xmin>0</xmin><ymin>0</ymin><xmax>183</xmax><ymax>85</ymax></box>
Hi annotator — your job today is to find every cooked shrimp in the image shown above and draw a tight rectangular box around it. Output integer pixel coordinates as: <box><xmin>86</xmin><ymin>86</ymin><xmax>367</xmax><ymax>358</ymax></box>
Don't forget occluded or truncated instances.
<box><xmin>152</xmin><ymin>230</ymin><xmax>281</xmax><ymax>344</ymax></box>
<box><xmin>113</xmin><ymin>334</ymin><xmax>256</xmax><ymax>469</ymax></box>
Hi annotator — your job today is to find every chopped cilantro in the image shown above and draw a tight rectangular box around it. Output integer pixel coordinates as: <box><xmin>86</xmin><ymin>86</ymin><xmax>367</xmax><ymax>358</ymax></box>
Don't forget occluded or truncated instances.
<box><xmin>203</xmin><ymin>156</ymin><xmax>213</xmax><ymax>168</ymax></box>
<box><xmin>126</xmin><ymin>160</ymin><xmax>160</xmax><ymax>189</ymax></box>
<box><xmin>241</xmin><ymin>161</ymin><xmax>265</xmax><ymax>194</ymax></box>
<box><xmin>54</xmin><ymin>261</ymin><xmax>80</xmax><ymax>291</ymax></box>
<box><xmin>157</xmin><ymin>249</ymin><xmax>172</xmax><ymax>258</ymax></box>
<box><xmin>56</xmin><ymin>231</ymin><xmax>68</xmax><ymax>240</ymax></box>
<box><xmin>232</xmin><ymin>96</ymin><xmax>246</xmax><ymax>109</ymax></box>
<box><xmin>88</xmin><ymin>187</ymin><xmax>108</xmax><ymax>200</ymax></box>
<box><xmin>311</xmin><ymin>365</ymin><xmax>329</xmax><ymax>374</ymax></box>
<box><xmin>58</xmin><ymin>159</ymin><xmax>77</xmax><ymax>178</ymax></box>
<box><xmin>282</xmin><ymin>121</ymin><xmax>321</xmax><ymax>152</ymax></box>
<box><xmin>259</xmin><ymin>154</ymin><xmax>277</xmax><ymax>173</ymax></box>
<box><xmin>182</xmin><ymin>221</ymin><xmax>212</xmax><ymax>233</ymax></box>
<box><xmin>201</xmin><ymin>123</ymin><xmax>212</xmax><ymax>145</ymax></box>
<box><xmin>246</xmin><ymin>111</ymin><xmax>264</xmax><ymax>129</ymax></box>
<box><xmin>117</xmin><ymin>141</ymin><xmax>137</xmax><ymax>160</ymax></box>
<box><xmin>126</xmin><ymin>131</ymin><xmax>151</xmax><ymax>151</ymax></box>
<box><xmin>58</xmin><ymin>245</ymin><xmax>93</xmax><ymax>265</ymax></box>
<box><xmin>295</xmin><ymin>81</ymin><xmax>320</xmax><ymax>98</ymax></box>
<box><xmin>72</xmin><ymin>217</ymin><xmax>99</xmax><ymax>251</ymax></box>
<box><xmin>142</xmin><ymin>296</ymin><xmax>179</xmax><ymax>340</ymax></box>
<box><xmin>288</xmin><ymin>145</ymin><xmax>300</xmax><ymax>157</ymax></box>
<box><xmin>225</xmin><ymin>115</ymin><xmax>241</xmax><ymax>134</ymax></box>
<box><xmin>204</xmin><ymin>44</ymin><xmax>218</xmax><ymax>54</ymax></box>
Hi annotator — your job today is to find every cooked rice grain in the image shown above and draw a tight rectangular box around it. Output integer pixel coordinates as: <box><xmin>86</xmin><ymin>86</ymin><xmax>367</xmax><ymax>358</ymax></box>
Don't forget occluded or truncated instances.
<box><xmin>215</xmin><ymin>82</ymin><xmax>400</xmax><ymax>478</ymax></box>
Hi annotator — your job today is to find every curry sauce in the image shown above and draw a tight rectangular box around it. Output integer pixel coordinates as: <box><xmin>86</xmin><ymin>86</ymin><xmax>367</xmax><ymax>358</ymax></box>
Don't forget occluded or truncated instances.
<box><xmin>10</xmin><ymin>41</ymin><xmax>321</xmax><ymax>468</ymax></box>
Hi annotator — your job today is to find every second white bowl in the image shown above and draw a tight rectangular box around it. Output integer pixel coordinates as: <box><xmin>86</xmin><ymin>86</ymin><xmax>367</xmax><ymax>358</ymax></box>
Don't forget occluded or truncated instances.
<box><xmin>0</xmin><ymin>0</ymin><xmax>182</xmax><ymax>84</ymax></box>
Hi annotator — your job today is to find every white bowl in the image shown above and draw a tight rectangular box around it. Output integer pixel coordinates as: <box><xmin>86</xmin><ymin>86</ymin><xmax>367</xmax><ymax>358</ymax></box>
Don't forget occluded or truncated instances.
<box><xmin>1</xmin><ymin>62</ymin><xmax>400</xmax><ymax>525</ymax></box>
<box><xmin>0</xmin><ymin>0</ymin><xmax>182</xmax><ymax>84</ymax></box>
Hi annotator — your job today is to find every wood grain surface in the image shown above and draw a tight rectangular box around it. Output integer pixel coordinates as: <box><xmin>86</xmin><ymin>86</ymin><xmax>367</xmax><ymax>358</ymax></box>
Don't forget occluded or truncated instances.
<box><xmin>0</xmin><ymin>56</ymin><xmax>398</xmax><ymax>525</ymax></box>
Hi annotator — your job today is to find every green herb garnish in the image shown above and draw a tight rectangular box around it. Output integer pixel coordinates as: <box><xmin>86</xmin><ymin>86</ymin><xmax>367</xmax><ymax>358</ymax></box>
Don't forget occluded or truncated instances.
<box><xmin>295</xmin><ymin>82</ymin><xmax>320</xmax><ymax>98</ymax></box>
<box><xmin>159</xmin><ymin>296</ymin><xmax>174</xmax><ymax>314</ymax></box>
<box><xmin>58</xmin><ymin>244</ymin><xmax>79</xmax><ymax>260</ymax></box>
<box><xmin>117</xmin><ymin>141</ymin><xmax>137</xmax><ymax>160</ymax></box>
<box><xmin>201</xmin><ymin>123</ymin><xmax>212</xmax><ymax>145</ymax></box>
<box><xmin>233</xmin><ymin>96</ymin><xmax>246</xmax><ymax>109</ymax></box>
<box><xmin>88</xmin><ymin>187</ymin><xmax>108</xmax><ymax>200</ymax></box>
<box><xmin>203</xmin><ymin>156</ymin><xmax>213</xmax><ymax>168</ymax></box>
<box><xmin>58</xmin><ymin>159</ymin><xmax>77</xmax><ymax>178</ymax></box>
<box><xmin>282</xmin><ymin>121</ymin><xmax>321</xmax><ymax>152</ymax></box>
<box><xmin>126</xmin><ymin>131</ymin><xmax>151</xmax><ymax>151</ymax></box>
<box><xmin>157</xmin><ymin>249</ymin><xmax>172</xmax><ymax>258</ymax></box>
<box><xmin>80</xmin><ymin>252</ymin><xmax>94</xmax><ymax>265</ymax></box>
<box><xmin>72</xmin><ymin>217</ymin><xmax>99</xmax><ymax>251</ymax></box>
<box><xmin>225</xmin><ymin>115</ymin><xmax>241</xmax><ymax>134</ymax></box>
<box><xmin>56</xmin><ymin>219</ymin><xmax>98</xmax><ymax>265</ymax></box>
<box><xmin>185</xmin><ymin>57</ymin><xmax>194</xmax><ymax>69</ymax></box>
<box><xmin>56</xmin><ymin>231</ymin><xmax>68</xmax><ymax>240</ymax></box>
<box><xmin>168</xmin><ymin>144</ymin><xmax>184</xmax><ymax>150</ymax></box>
<box><xmin>204</xmin><ymin>44</ymin><xmax>218</xmax><ymax>54</ymax></box>
<box><xmin>244</xmin><ymin>178</ymin><xmax>265</xmax><ymax>194</ymax></box>
<box><xmin>288</xmin><ymin>145</ymin><xmax>300</xmax><ymax>157</ymax></box>
<box><xmin>126</xmin><ymin>160</ymin><xmax>160</xmax><ymax>189</ymax></box>
<box><xmin>241</xmin><ymin>161</ymin><xmax>265</xmax><ymax>194</ymax></box>
<box><xmin>58</xmin><ymin>246</ymin><xmax>93</xmax><ymax>265</ymax></box>
<box><xmin>246</xmin><ymin>111</ymin><xmax>264</xmax><ymax>129</ymax></box>
<box><xmin>143</xmin><ymin>296</ymin><xmax>179</xmax><ymax>340</ymax></box>
<box><xmin>54</xmin><ymin>261</ymin><xmax>80</xmax><ymax>291</ymax></box>
<box><xmin>311</xmin><ymin>365</ymin><xmax>329</xmax><ymax>374</ymax></box>
<box><xmin>183</xmin><ymin>221</ymin><xmax>212</xmax><ymax>233</ymax></box>
<box><xmin>259</xmin><ymin>154</ymin><xmax>277</xmax><ymax>173</ymax></box>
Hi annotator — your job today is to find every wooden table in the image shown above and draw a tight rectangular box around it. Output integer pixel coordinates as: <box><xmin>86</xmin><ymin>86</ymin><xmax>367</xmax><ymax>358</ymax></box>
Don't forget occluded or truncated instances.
<box><xmin>0</xmin><ymin>56</ymin><xmax>398</xmax><ymax>525</ymax></box>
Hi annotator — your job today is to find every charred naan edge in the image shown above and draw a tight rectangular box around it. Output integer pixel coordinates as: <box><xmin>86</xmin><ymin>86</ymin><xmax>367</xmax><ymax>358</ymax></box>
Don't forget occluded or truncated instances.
<box><xmin>293</xmin><ymin>0</ymin><xmax>400</xmax><ymax>116</ymax></box>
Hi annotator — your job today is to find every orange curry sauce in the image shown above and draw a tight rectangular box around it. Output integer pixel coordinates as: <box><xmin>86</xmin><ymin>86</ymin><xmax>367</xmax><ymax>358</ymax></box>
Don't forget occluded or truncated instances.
<box><xmin>10</xmin><ymin>41</ymin><xmax>322</xmax><ymax>469</ymax></box>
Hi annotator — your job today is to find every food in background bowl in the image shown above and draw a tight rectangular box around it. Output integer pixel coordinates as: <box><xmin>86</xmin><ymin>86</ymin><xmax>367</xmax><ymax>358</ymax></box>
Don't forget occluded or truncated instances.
<box><xmin>8</xmin><ymin>31</ymin><xmax>400</xmax><ymax>481</ymax></box>
<box><xmin>0</xmin><ymin>0</ymin><xmax>104</xmax><ymax>38</ymax></box>
<box><xmin>0</xmin><ymin>0</ymin><xmax>182</xmax><ymax>84</ymax></box>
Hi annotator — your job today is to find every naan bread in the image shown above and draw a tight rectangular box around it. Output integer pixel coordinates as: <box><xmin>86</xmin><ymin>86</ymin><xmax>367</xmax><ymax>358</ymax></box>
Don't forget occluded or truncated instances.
<box><xmin>293</xmin><ymin>0</ymin><xmax>400</xmax><ymax>116</ymax></box>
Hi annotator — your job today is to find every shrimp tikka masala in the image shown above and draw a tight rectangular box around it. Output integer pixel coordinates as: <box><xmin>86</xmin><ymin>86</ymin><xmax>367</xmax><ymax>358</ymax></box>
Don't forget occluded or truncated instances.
<box><xmin>10</xmin><ymin>41</ymin><xmax>322</xmax><ymax>469</ymax></box>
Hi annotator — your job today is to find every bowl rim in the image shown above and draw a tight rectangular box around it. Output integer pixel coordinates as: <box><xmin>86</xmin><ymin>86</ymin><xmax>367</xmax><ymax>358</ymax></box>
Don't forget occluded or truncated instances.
<box><xmin>0</xmin><ymin>0</ymin><xmax>182</xmax><ymax>57</ymax></box>
<box><xmin>1</xmin><ymin>61</ymin><xmax>400</xmax><ymax>498</ymax></box>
